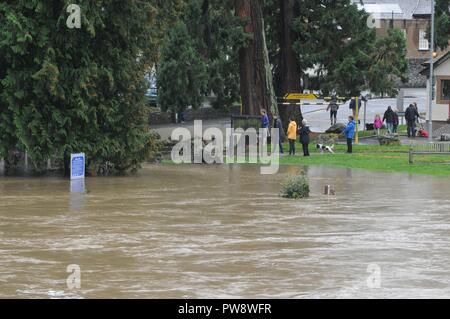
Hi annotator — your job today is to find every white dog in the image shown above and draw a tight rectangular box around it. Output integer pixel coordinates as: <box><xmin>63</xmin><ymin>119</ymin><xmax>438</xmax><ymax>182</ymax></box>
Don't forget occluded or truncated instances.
<box><xmin>316</xmin><ymin>144</ymin><xmax>335</xmax><ymax>154</ymax></box>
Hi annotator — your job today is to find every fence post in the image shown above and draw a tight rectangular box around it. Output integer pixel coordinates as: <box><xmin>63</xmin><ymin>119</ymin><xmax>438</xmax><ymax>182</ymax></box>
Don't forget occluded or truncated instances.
<box><xmin>409</xmin><ymin>146</ymin><xmax>414</xmax><ymax>164</ymax></box>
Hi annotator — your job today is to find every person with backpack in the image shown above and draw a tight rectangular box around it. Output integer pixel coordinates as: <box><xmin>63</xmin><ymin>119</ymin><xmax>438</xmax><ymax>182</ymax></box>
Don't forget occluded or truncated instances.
<box><xmin>326</xmin><ymin>98</ymin><xmax>339</xmax><ymax>126</ymax></box>
<box><xmin>298</xmin><ymin>119</ymin><xmax>311</xmax><ymax>157</ymax></box>
<box><xmin>343</xmin><ymin>116</ymin><xmax>356</xmax><ymax>154</ymax></box>
<box><xmin>383</xmin><ymin>106</ymin><xmax>395</xmax><ymax>134</ymax></box>
<box><xmin>405</xmin><ymin>104</ymin><xmax>420</xmax><ymax>138</ymax></box>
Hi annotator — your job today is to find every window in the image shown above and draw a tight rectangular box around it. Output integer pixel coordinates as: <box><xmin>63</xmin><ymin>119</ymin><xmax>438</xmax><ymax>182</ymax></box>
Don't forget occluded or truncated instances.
<box><xmin>419</xmin><ymin>29</ymin><xmax>429</xmax><ymax>51</ymax></box>
<box><xmin>437</xmin><ymin>77</ymin><xmax>450</xmax><ymax>104</ymax></box>
<box><xmin>442</xmin><ymin>80</ymin><xmax>450</xmax><ymax>100</ymax></box>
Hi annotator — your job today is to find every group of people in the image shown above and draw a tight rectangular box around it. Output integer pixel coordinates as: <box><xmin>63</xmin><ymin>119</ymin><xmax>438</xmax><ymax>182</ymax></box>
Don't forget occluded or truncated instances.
<box><xmin>373</xmin><ymin>102</ymin><xmax>421</xmax><ymax>137</ymax></box>
<box><xmin>272</xmin><ymin>113</ymin><xmax>311</xmax><ymax>157</ymax></box>
<box><xmin>326</xmin><ymin>97</ymin><xmax>363</xmax><ymax>126</ymax></box>
<box><xmin>264</xmin><ymin>110</ymin><xmax>357</xmax><ymax>156</ymax></box>
<box><xmin>261</xmin><ymin>99</ymin><xmax>422</xmax><ymax>157</ymax></box>
<box><xmin>373</xmin><ymin>106</ymin><xmax>399</xmax><ymax>135</ymax></box>
<box><xmin>268</xmin><ymin>111</ymin><xmax>311</xmax><ymax>157</ymax></box>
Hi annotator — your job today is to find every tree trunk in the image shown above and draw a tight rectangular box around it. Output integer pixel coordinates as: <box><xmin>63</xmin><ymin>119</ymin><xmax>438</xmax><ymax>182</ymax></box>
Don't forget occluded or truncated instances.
<box><xmin>278</xmin><ymin>0</ymin><xmax>302</xmax><ymax>128</ymax></box>
<box><xmin>235</xmin><ymin>0</ymin><xmax>278</xmax><ymax>120</ymax></box>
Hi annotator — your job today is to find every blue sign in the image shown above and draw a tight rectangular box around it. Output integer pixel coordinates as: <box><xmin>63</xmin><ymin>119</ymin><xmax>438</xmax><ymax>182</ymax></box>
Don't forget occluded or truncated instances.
<box><xmin>71</xmin><ymin>153</ymin><xmax>85</xmax><ymax>180</ymax></box>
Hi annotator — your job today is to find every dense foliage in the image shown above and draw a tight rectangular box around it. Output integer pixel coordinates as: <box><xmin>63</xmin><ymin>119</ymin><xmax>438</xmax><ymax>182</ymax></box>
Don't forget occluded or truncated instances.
<box><xmin>435</xmin><ymin>0</ymin><xmax>450</xmax><ymax>50</ymax></box>
<box><xmin>157</xmin><ymin>0</ymin><xmax>246</xmax><ymax>114</ymax></box>
<box><xmin>0</xmin><ymin>0</ymin><xmax>180</xmax><ymax>174</ymax></box>
<box><xmin>158</xmin><ymin>0</ymin><xmax>409</xmax><ymax>115</ymax></box>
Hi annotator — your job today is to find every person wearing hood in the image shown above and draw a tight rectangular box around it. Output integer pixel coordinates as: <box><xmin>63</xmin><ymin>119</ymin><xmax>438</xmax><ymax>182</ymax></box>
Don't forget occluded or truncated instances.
<box><xmin>343</xmin><ymin>116</ymin><xmax>356</xmax><ymax>154</ymax></box>
<box><xmin>299</xmin><ymin>119</ymin><xmax>311</xmax><ymax>157</ymax></box>
<box><xmin>383</xmin><ymin>106</ymin><xmax>395</xmax><ymax>134</ymax></box>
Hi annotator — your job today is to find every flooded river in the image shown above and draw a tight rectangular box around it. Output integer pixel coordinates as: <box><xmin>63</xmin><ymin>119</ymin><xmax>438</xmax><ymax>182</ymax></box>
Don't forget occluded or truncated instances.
<box><xmin>1</xmin><ymin>164</ymin><xmax>450</xmax><ymax>298</ymax></box>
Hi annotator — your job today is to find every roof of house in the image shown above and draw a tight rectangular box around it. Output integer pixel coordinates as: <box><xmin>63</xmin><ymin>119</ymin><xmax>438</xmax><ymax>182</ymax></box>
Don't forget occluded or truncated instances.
<box><xmin>351</xmin><ymin>0</ymin><xmax>432</xmax><ymax>20</ymax></box>
<box><xmin>421</xmin><ymin>51</ymin><xmax>450</xmax><ymax>76</ymax></box>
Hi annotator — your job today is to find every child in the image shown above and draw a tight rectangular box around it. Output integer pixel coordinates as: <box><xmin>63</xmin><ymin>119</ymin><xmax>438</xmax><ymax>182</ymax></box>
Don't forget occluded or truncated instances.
<box><xmin>374</xmin><ymin>114</ymin><xmax>382</xmax><ymax>136</ymax></box>
<box><xmin>287</xmin><ymin>117</ymin><xmax>297</xmax><ymax>156</ymax></box>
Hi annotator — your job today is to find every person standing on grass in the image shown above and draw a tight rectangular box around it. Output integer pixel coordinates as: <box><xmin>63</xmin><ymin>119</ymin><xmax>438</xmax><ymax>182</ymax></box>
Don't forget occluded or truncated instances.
<box><xmin>299</xmin><ymin>119</ymin><xmax>311</xmax><ymax>157</ymax></box>
<box><xmin>374</xmin><ymin>114</ymin><xmax>383</xmax><ymax>136</ymax></box>
<box><xmin>273</xmin><ymin>115</ymin><xmax>285</xmax><ymax>154</ymax></box>
<box><xmin>326</xmin><ymin>97</ymin><xmax>339</xmax><ymax>126</ymax></box>
<box><xmin>405</xmin><ymin>103</ymin><xmax>420</xmax><ymax>138</ymax></box>
<box><xmin>260</xmin><ymin>109</ymin><xmax>270</xmax><ymax>147</ymax></box>
<box><xmin>344</xmin><ymin>116</ymin><xmax>356</xmax><ymax>154</ymax></box>
<box><xmin>287</xmin><ymin>117</ymin><xmax>297</xmax><ymax>156</ymax></box>
<box><xmin>383</xmin><ymin>106</ymin><xmax>395</xmax><ymax>134</ymax></box>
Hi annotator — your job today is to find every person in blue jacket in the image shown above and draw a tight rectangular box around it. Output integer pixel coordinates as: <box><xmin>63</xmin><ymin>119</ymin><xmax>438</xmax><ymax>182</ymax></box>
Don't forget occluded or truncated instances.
<box><xmin>343</xmin><ymin>116</ymin><xmax>356</xmax><ymax>154</ymax></box>
<box><xmin>260</xmin><ymin>109</ymin><xmax>270</xmax><ymax>147</ymax></box>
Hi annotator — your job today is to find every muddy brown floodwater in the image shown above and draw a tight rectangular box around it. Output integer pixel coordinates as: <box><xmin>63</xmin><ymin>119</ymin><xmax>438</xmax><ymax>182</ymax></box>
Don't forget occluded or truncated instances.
<box><xmin>1</xmin><ymin>164</ymin><xmax>450</xmax><ymax>298</ymax></box>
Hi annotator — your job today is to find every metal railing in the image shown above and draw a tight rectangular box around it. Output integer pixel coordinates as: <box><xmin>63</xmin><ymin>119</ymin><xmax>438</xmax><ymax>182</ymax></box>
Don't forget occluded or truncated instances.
<box><xmin>409</xmin><ymin>143</ymin><xmax>450</xmax><ymax>164</ymax></box>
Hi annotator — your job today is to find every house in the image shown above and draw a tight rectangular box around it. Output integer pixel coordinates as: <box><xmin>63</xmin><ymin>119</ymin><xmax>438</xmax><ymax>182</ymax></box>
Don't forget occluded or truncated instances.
<box><xmin>421</xmin><ymin>51</ymin><xmax>450</xmax><ymax>128</ymax></box>
<box><xmin>352</xmin><ymin>0</ymin><xmax>450</xmax><ymax>87</ymax></box>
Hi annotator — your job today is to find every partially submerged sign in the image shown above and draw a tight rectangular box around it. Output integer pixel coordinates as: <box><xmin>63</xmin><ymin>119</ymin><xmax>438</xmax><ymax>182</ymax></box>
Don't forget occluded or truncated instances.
<box><xmin>284</xmin><ymin>93</ymin><xmax>319</xmax><ymax>100</ymax></box>
<box><xmin>70</xmin><ymin>153</ymin><xmax>85</xmax><ymax>180</ymax></box>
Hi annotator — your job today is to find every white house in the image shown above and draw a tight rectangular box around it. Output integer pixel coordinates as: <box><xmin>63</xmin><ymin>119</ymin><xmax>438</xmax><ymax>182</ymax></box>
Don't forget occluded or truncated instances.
<box><xmin>422</xmin><ymin>51</ymin><xmax>450</xmax><ymax>128</ymax></box>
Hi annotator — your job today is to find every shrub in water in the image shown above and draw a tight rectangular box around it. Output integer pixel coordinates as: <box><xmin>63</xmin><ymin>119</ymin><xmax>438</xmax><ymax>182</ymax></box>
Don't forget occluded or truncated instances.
<box><xmin>280</xmin><ymin>173</ymin><xmax>310</xmax><ymax>199</ymax></box>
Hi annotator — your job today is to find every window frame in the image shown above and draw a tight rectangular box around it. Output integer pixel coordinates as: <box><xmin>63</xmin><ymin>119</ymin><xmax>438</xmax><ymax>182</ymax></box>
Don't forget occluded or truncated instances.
<box><xmin>418</xmin><ymin>29</ymin><xmax>429</xmax><ymax>51</ymax></box>
<box><xmin>437</xmin><ymin>76</ymin><xmax>450</xmax><ymax>104</ymax></box>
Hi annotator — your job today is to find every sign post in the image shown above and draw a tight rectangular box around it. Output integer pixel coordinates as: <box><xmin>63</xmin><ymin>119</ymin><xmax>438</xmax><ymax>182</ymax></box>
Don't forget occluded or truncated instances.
<box><xmin>355</xmin><ymin>97</ymin><xmax>359</xmax><ymax>145</ymax></box>
<box><xmin>70</xmin><ymin>153</ymin><xmax>86</xmax><ymax>181</ymax></box>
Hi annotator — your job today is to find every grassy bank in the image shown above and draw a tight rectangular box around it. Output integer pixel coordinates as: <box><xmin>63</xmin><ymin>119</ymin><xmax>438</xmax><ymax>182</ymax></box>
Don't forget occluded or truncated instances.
<box><xmin>278</xmin><ymin>143</ymin><xmax>450</xmax><ymax>176</ymax></box>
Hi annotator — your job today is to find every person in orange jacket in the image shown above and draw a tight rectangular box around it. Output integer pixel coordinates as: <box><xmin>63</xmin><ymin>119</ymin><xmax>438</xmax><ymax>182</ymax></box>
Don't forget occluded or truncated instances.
<box><xmin>287</xmin><ymin>117</ymin><xmax>298</xmax><ymax>156</ymax></box>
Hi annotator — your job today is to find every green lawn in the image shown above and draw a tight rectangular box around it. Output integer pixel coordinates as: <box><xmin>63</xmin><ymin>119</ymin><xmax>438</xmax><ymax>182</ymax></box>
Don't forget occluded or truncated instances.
<box><xmin>162</xmin><ymin>124</ymin><xmax>450</xmax><ymax>176</ymax></box>
<box><xmin>278</xmin><ymin>143</ymin><xmax>450</xmax><ymax>176</ymax></box>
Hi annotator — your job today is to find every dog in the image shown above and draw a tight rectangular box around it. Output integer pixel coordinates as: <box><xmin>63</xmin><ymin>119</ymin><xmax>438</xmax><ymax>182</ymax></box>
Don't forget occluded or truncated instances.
<box><xmin>316</xmin><ymin>144</ymin><xmax>335</xmax><ymax>154</ymax></box>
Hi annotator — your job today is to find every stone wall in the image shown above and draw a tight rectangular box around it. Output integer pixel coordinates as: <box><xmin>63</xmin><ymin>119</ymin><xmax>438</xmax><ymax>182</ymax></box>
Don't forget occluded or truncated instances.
<box><xmin>396</xmin><ymin>58</ymin><xmax>427</xmax><ymax>88</ymax></box>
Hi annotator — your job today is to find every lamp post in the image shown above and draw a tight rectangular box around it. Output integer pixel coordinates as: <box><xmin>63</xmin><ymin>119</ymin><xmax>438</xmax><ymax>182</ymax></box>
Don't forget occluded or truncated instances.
<box><xmin>428</xmin><ymin>0</ymin><xmax>435</xmax><ymax>143</ymax></box>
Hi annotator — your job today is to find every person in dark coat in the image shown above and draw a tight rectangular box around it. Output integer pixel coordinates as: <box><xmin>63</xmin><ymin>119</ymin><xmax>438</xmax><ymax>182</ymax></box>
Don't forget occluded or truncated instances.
<box><xmin>298</xmin><ymin>120</ymin><xmax>311</xmax><ymax>157</ymax></box>
<box><xmin>349</xmin><ymin>97</ymin><xmax>362</xmax><ymax>118</ymax></box>
<box><xmin>273</xmin><ymin>115</ymin><xmax>285</xmax><ymax>154</ymax></box>
<box><xmin>405</xmin><ymin>104</ymin><xmax>420</xmax><ymax>138</ymax></box>
<box><xmin>383</xmin><ymin>106</ymin><xmax>395</xmax><ymax>134</ymax></box>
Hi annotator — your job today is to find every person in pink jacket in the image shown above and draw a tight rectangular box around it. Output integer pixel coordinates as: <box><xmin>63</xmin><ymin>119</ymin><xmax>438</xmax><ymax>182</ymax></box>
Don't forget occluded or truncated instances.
<box><xmin>374</xmin><ymin>114</ymin><xmax>383</xmax><ymax>136</ymax></box>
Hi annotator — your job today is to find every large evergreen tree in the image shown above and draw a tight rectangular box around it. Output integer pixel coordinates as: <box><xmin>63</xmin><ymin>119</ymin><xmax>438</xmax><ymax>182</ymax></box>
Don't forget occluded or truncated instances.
<box><xmin>157</xmin><ymin>0</ymin><xmax>246</xmax><ymax>114</ymax></box>
<box><xmin>0</xmin><ymin>0</ymin><xmax>177</xmax><ymax>174</ymax></box>
<box><xmin>156</xmin><ymin>0</ymin><xmax>409</xmax><ymax>127</ymax></box>
<box><xmin>435</xmin><ymin>0</ymin><xmax>450</xmax><ymax>50</ymax></box>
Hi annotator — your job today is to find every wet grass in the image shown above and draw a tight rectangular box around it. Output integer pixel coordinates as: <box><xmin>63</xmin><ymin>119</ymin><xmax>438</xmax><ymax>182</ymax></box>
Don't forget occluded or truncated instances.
<box><xmin>279</xmin><ymin>143</ymin><xmax>450</xmax><ymax>176</ymax></box>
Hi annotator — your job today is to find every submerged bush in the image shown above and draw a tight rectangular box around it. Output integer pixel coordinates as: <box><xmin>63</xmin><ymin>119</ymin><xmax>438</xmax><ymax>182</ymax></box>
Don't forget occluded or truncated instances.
<box><xmin>280</xmin><ymin>173</ymin><xmax>310</xmax><ymax>199</ymax></box>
